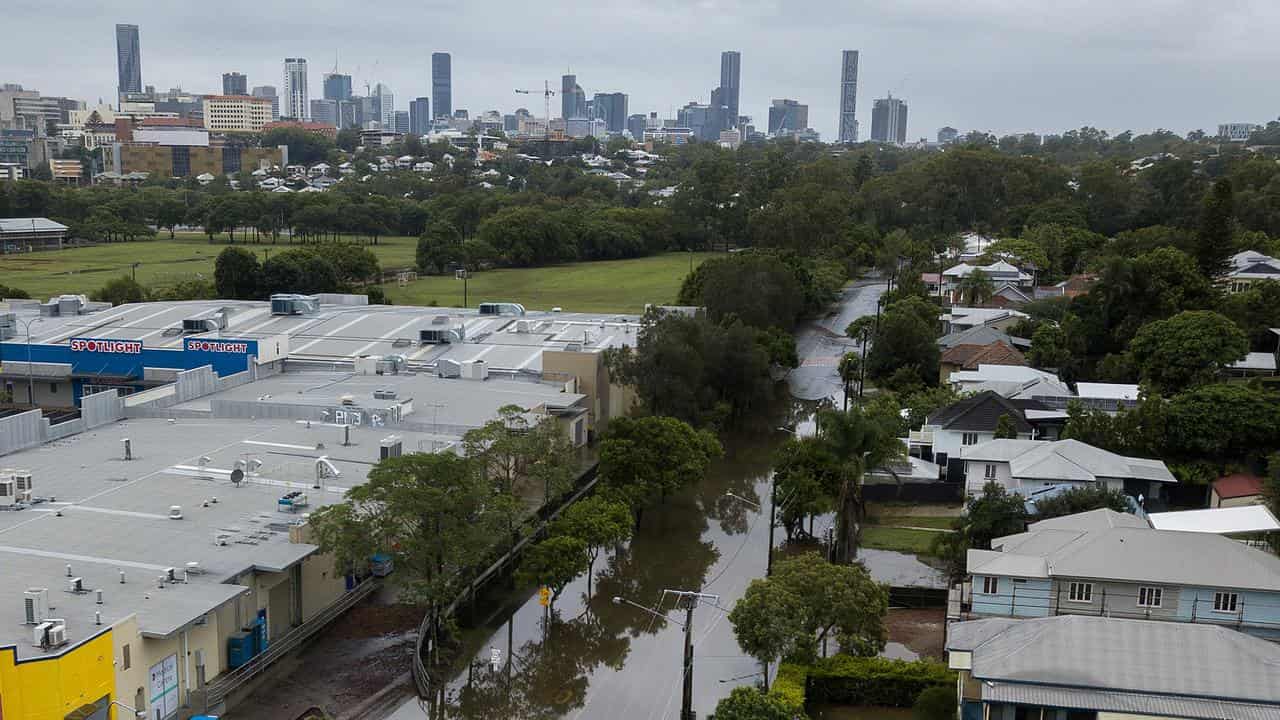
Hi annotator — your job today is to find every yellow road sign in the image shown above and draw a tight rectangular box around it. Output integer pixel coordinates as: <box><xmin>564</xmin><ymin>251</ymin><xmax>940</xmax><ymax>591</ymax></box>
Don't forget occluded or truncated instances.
<box><xmin>538</xmin><ymin>586</ymin><xmax>551</xmax><ymax>607</ymax></box>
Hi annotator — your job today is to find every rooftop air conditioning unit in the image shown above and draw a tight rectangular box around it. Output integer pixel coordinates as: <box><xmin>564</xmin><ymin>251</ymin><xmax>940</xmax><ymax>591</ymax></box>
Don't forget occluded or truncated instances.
<box><xmin>354</xmin><ymin>356</ymin><xmax>378</xmax><ymax>375</ymax></box>
<box><xmin>563</xmin><ymin>343</ymin><xmax>582</xmax><ymax>353</ymax></box>
<box><xmin>420</xmin><ymin>326</ymin><xmax>465</xmax><ymax>344</ymax></box>
<box><xmin>13</xmin><ymin>472</ymin><xmax>32</xmax><ymax>493</ymax></box>
<box><xmin>32</xmin><ymin>621</ymin><xmax>53</xmax><ymax>647</ymax></box>
<box><xmin>461</xmin><ymin>360</ymin><xmax>488</xmax><ymax>381</ymax></box>
<box><xmin>46</xmin><ymin>623</ymin><xmax>66</xmax><ymax>647</ymax></box>
<box><xmin>515</xmin><ymin>320</ymin><xmax>530</xmax><ymax>333</ymax></box>
<box><xmin>431</xmin><ymin>315</ymin><xmax>450</xmax><ymax>325</ymax></box>
<box><xmin>373</xmin><ymin>388</ymin><xmax>397</xmax><ymax>400</ymax></box>
<box><xmin>436</xmin><ymin>359</ymin><xmax>461</xmax><ymax>378</ymax></box>
<box><xmin>182</xmin><ymin>308</ymin><xmax>229</xmax><ymax>334</ymax></box>
<box><xmin>270</xmin><ymin>293</ymin><xmax>320</xmax><ymax>316</ymax></box>
<box><xmin>23</xmin><ymin>588</ymin><xmax>48</xmax><ymax>624</ymax></box>
<box><xmin>478</xmin><ymin>302</ymin><xmax>526</xmax><ymax>317</ymax></box>
<box><xmin>0</xmin><ymin>313</ymin><xmax>15</xmax><ymax>341</ymax></box>
<box><xmin>169</xmin><ymin>505</ymin><xmax>183</xmax><ymax>520</ymax></box>
<box><xmin>57</xmin><ymin>295</ymin><xmax>87</xmax><ymax>316</ymax></box>
<box><xmin>67</xmin><ymin>577</ymin><xmax>83</xmax><ymax>593</ymax></box>
<box><xmin>339</xmin><ymin>394</ymin><xmax>356</xmax><ymax>406</ymax></box>
<box><xmin>380</xmin><ymin>435</ymin><xmax>403</xmax><ymax>460</ymax></box>
<box><xmin>0</xmin><ymin>479</ymin><xmax>15</xmax><ymax>507</ymax></box>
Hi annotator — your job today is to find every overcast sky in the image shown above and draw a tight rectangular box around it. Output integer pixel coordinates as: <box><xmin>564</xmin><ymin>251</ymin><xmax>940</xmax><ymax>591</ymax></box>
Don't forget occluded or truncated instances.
<box><xmin>8</xmin><ymin>0</ymin><xmax>1279</xmax><ymax>140</ymax></box>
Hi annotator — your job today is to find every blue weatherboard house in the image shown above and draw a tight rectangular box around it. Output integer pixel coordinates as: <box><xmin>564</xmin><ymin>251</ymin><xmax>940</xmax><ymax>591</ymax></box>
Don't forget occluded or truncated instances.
<box><xmin>963</xmin><ymin>509</ymin><xmax>1280</xmax><ymax>638</ymax></box>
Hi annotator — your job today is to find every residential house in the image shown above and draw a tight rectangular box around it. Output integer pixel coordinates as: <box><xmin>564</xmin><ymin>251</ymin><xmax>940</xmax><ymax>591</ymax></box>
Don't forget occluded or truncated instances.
<box><xmin>908</xmin><ymin>391</ymin><xmax>1048</xmax><ymax>482</ymax></box>
<box><xmin>1212</xmin><ymin>473</ymin><xmax>1266</xmax><ymax>508</ymax></box>
<box><xmin>941</xmin><ymin>260</ymin><xmax>1034</xmax><ymax>305</ymax></box>
<box><xmin>1034</xmin><ymin>273</ymin><xmax>1095</xmax><ymax>300</ymax></box>
<box><xmin>1147</xmin><ymin>506</ymin><xmax>1280</xmax><ymax>538</ymax></box>
<box><xmin>947</xmin><ymin>364</ymin><xmax>1071</xmax><ymax>398</ymax></box>
<box><xmin>938</xmin><ymin>325</ymin><xmax>1030</xmax><ymax>352</ymax></box>
<box><xmin>959</xmin><ymin>438</ymin><xmax>1175</xmax><ymax>499</ymax></box>
<box><xmin>1225</xmin><ymin>250</ymin><xmax>1280</xmax><ymax>294</ymax></box>
<box><xmin>940</xmin><ymin>307</ymin><xmax>1029</xmax><ymax>335</ymax></box>
<box><xmin>964</xmin><ymin>519</ymin><xmax>1280</xmax><ymax>636</ymax></box>
<box><xmin>947</xmin><ymin>616</ymin><xmax>1280</xmax><ymax>720</ymax></box>
<box><xmin>938</xmin><ymin>341</ymin><xmax>1026</xmax><ymax>385</ymax></box>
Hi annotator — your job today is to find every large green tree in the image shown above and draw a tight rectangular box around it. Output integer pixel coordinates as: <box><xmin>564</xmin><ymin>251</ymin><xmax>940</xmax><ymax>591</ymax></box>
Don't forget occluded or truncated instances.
<box><xmin>1129</xmin><ymin>310</ymin><xmax>1249</xmax><ymax>394</ymax></box>
<box><xmin>599</xmin><ymin>415</ymin><xmax>722</xmax><ymax>523</ymax></box>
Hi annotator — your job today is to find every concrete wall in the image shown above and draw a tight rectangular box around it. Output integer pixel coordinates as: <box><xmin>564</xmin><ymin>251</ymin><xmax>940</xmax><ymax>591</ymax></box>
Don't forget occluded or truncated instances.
<box><xmin>0</xmin><ymin>407</ymin><xmax>44</xmax><ymax>456</ymax></box>
<box><xmin>175</xmin><ymin>365</ymin><xmax>218</xmax><ymax>403</ymax></box>
<box><xmin>81</xmin><ymin>389</ymin><xmax>124</xmax><ymax>429</ymax></box>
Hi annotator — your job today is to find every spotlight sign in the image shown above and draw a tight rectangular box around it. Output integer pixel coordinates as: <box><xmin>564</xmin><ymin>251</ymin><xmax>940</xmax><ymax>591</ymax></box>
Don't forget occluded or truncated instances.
<box><xmin>70</xmin><ymin>337</ymin><xmax>143</xmax><ymax>354</ymax></box>
<box><xmin>185</xmin><ymin>339</ymin><xmax>250</xmax><ymax>354</ymax></box>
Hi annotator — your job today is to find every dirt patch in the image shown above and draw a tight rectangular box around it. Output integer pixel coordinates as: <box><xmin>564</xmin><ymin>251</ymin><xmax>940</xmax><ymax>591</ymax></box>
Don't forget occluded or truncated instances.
<box><xmin>885</xmin><ymin>607</ymin><xmax>946</xmax><ymax>659</ymax></box>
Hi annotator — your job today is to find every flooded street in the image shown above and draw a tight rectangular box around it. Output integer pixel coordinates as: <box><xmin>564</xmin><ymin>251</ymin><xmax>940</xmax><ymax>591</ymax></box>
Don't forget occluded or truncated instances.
<box><xmin>378</xmin><ymin>280</ymin><xmax>911</xmax><ymax>720</ymax></box>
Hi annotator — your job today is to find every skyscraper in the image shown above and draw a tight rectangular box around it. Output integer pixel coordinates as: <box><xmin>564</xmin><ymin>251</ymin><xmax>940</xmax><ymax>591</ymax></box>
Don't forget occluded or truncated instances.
<box><xmin>719</xmin><ymin>51</ymin><xmax>741</xmax><ymax>125</ymax></box>
<box><xmin>310</xmin><ymin>99</ymin><xmax>338</xmax><ymax>128</ymax></box>
<box><xmin>323</xmin><ymin>73</ymin><xmax>353</xmax><ymax>102</ymax></box>
<box><xmin>223</xmin><ymin>72</ymin><xmax>247</xmax><ymax>96</ymax></box>
<box><xmin>593</xmin><ymin>92</ymin><xmax>628</xmax><ymax>133</ymax></box>
<box><xmin>251</xmin><ymin>86</ymin><xmax>279</xmax><ymax>121</ymax></box>
<box><xmin>394</xmin><ymin>111</ymin><xmax>410</xmax><ymax>134</ymax></box>
<box><xmin>838</xmin><ymin>50</ymin><xmax>859</xmax><ymax>144</ymax></box>
<box><xmin>115</xmin><ymin>24</ymin><xmax>142</xmax><ymax>106</ymax></box>
<box><xmin>432</xmin><ymin>53</ymin><xmax>452</xmax><ymax>119</ymax></box>
<box><xmin>870</xmin><ymin>94</ymin><xmax>908</xmax><ymax>145</ymax></box>
<box><xmin>283</xmin><ymin>58</ymin><xmax>308</xmax><ymax>120</ymax></box>
<box><xmin>561</xmin><ymin>75</ymin><xmax>587</xmax><ymax>119</ymax></box>
<box><xmin>767</xmin><ymin>99</ymin><xmax>808</xmax><ymax>135</ymax></box>
<box><xmin>409</xmin><ymin>97</ymin><xmax>431</xmax><ymax>135</ymax></box>
<box><xmin>374</xmin><ymin>83</ymin><xmax>395</xmax><ymax>128</ymax></box>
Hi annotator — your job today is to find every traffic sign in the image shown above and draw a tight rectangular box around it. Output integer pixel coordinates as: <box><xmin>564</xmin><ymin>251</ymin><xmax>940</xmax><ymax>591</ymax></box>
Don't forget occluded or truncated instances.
<box><xmin>538</xmin><ymin>586</ymin><xmax>551</xmax><ymax>607</ymax></box>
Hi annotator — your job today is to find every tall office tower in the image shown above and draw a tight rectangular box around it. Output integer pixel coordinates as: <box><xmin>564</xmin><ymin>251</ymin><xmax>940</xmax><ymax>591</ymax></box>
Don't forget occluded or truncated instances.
<box><xmin>323</xmin><ymin>73</ymin><xmax>353</xmax><ymax>101</ymax></box>
<box><xmin>431</xmin><ymin>52</ymin><xmax>452</xmax><ymax>119</ymax></box>
<box><xmin>393</xmin><ymin>111</ymin><xmax>410</xmax><ymax>134</ymax></box>
<box><xmin>251</xmin><ymin>86</ymin><xmax>279</xmax><ymax>120</ymax></box>
<box><xmin>593</xmin><ymin>92</ymin><xmax>627</xmax><ymax>132</ymax></box>
<box><xmin>223</xmin><ymin>72</ymin><xmax>247</xmax><ymax>96</ymax></box>
<box><xmin>373</xmin><ymin>83</ymin><xmax>395</xmax><ymax>128</ymax></box>
<box><xmin>356</xmin><ymin>96</ymin><xmax>377</xmax><ymax>127</ymax></box>
<box><xmin>627</xmin><ymin>113</ymin><xmax>647</xmax><ymax>140</ymax></box>
<box><xmin>115</xmin><ymin>24</ymin><xmax>142</xmax><ymax>106</ymax></box>
<box><xmin>310</xmin><ymin>99</ymin><xmax>338</xmax><ymax>127</ymax></box>
<box><xmin>337</xmin><ymin>100</ymin><xmax>356</xmax><ymax>129</ymax></box>
<box><xmin>767</xmin><ymin>99</ymin><xmax>808</xmax><ymax>135</ymax></box>
<box><xmin>283</xmin><ymin>58</ymin><xmax>309</xmax><ymax>120</ymax></box>
<box><xmin>251</xmin><ymin>86</ymin><xmax>279</xmax><ymax>121</ymax></box>
<box><xmin>838</xmin><ymin>50</ymin><xmax>859</xmax><ymax>143</ymax></box>
<box><xmin>870</xmin><ymin>94</ymin><xmax>908</xmax><ymax>145</ymax></box>
<box><xmin>561</xmin><ymin>75</ymin><xmax>588</xmax><ymax>119</ymax></box>
<box><xmin>409</xmin><ymin>97</ymin><xmax>431</xmax><ymax>135</ymax></box>
<box><xmin>719</xmin><ymin>51</ymin><xmax>741</xmax><ymax>125</ymax></box>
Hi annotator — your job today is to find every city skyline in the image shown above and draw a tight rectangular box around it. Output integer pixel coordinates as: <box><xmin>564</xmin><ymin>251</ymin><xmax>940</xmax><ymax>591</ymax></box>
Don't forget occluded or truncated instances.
<box><xmin>10</xmin><ymin>2</ymin><xmax>1280</xmax><ymax>140</ymax></box>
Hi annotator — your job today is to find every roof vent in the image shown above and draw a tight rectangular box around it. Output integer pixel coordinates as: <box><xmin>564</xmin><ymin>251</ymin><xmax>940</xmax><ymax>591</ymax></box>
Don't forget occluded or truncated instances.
<box><xmin>436</xmin><ymin>359</ymin><xmax>461</xmax><ymax>378</ymax></box>
<box><xmin>169</xmin><ymin>505</ymin><xmax>183</xmax><ymax>520</ymax></box>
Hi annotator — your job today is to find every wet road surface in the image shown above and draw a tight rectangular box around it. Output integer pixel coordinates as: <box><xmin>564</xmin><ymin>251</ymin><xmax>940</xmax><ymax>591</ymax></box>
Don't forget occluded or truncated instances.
<box><xmin>788</xmin><ymin>280</ymin><xmax>885</xmax><ymax>402</ymax></box>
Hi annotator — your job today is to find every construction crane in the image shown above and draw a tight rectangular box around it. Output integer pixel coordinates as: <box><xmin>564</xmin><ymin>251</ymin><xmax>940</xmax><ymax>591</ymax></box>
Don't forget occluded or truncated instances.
<box><xmin>515</xmin><ymin>81</ymin><xmax>556</xmax><ymax>138</ymax></box>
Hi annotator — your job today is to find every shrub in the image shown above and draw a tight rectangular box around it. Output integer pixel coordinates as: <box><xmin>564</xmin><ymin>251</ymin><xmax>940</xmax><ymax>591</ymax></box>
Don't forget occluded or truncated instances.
<box><xmin>806</xmin><ymin>656</ymin><xmax>956</xmax><ymax>708</ymax></box>
<box><xmin>769</xmin><ymin>663</ymin><xmax>808</xmax><ymax>715</ymax></box>
<box><xmin>913</xmin><ymin>685</ymin><xmax>957</xmax><ymax>720</ymax></box>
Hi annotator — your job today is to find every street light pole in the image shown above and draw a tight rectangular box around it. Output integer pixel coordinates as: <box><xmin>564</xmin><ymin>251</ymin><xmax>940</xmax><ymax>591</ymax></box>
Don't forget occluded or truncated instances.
<box><xmin>613</xmin><ymin>589</ymin><xmax>719</xmax><ymax>720</ymax></box>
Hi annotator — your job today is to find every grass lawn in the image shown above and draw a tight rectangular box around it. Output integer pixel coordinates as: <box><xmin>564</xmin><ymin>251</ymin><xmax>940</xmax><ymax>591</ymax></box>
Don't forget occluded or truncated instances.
<box><xmin>859</xmin><ymin>527</ymin><xmax>944</xmax><ymax>555</ymax></box>
<box><xmin>382</xmin><ymin>252</ymin><xmax>716</xmax><ymax>314</ymax></box>
<box><xmin>0</xmin><ymin>234</ymin><xmax>420</xmax><ymax>299</ymax></box>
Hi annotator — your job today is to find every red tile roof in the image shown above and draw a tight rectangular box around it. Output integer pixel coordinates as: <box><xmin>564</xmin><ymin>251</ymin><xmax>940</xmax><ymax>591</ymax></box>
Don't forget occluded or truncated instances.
<box><xmin>1213</xmin><ymin>473</ymin><xmax>1265</xmax><ymax>499</ymax></box>
<box><xmin>941</xmin><ymin>341</ymin><xmax>1027</xmax><ymax>371</ymax></box>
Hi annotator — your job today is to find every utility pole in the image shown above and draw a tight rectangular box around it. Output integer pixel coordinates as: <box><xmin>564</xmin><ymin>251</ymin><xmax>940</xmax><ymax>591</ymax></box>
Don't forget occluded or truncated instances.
<box><xmin>613</xmin><ymin>589</ymin><xmax>719</xmax><ymax>720</ymax></box>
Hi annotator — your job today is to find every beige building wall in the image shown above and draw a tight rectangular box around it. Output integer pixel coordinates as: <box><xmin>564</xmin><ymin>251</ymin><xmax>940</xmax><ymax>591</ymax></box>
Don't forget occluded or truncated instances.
<box><xmin>114</xmin><ymin>608</ymin><xmax>228</xmax><ymax>718</ymax></box>
<box><xmin>541</xmin><ymin>349</ymin><xmax>638</xmax><ymax>435</ymax></box>
<box><xmin>204</xmin><ymin>96</ymin><xmax>273</xmax><ymax>132</ymax></box>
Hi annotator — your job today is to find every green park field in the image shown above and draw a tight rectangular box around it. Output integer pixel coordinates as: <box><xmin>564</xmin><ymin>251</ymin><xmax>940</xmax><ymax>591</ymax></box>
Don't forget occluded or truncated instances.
<box><xmin>0</xmin><ymin>234</ymin><xmax>711</xmax><ymax>314</ymax></box>
<box><xmin>382</xmin><ymin>252</ymin><xmax>714</xmax><ymax>313</ymax></box>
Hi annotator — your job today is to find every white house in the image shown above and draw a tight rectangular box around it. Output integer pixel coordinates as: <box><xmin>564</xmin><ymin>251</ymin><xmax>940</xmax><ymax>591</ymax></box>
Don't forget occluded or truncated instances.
<box><xmin>960</xmin><ymin>438</ymin><xmax>1175</xmax><ymax>499</ymax></box>
<box><xmin>1224</xmin><ymin>250</ymin><xmax>1280</xmax><ymax>293</ymax></box>
<box><xmin>941</xmin><ymin>260</ymin><xmax>1034</xmax><ymax>303</ymax></box>
<box><xmin>940</xmin><ymin>307</ymin><xmax>1029</xmax><ymax>334</ymax></box>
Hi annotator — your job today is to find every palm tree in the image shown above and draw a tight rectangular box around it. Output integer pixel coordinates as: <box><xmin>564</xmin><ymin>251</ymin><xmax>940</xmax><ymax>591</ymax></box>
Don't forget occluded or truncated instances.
<box><xmin>814</xmin><ymin>405</ymin><xmax>904</xmax><ymax>564</ymax></box>
<box><xmin>837</xmin><ymin>353</ymin><xmax>862</xmax><ymax>412</ymax></box>
<box><xmin>956</xmin><ymin>268</ymin><xmax>994</xmax><ymax>306</ymax></box>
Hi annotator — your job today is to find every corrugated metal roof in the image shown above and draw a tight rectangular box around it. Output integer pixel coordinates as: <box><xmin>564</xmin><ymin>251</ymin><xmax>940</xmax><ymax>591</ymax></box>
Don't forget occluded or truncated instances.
<box><xmin>0</xmin><ymin>217</ymin><xmax>69</xmax><ymax>233</ymax></box>
<box><xmin>1148</xmin><ymin>506</ymin><xmax>1280</xmax><ymax>534</ymax></box>
<box><xmin>981</xmin><ymin>681</ymin><xmax>1280</xmax><ymax>720</ymax></box>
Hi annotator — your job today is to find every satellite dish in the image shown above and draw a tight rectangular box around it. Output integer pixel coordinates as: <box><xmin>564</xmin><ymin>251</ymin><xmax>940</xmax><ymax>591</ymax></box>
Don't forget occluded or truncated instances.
<box><xmin>230</xmin><ymin>469</ymin><xmax>244</xmax><ymax>486</ymax></box>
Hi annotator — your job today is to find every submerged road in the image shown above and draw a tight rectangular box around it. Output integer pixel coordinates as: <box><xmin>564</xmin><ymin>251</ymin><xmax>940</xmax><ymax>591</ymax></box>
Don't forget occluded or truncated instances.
<box><xmin>788</xmin><ymin>278</ymin><xmax>886</xmax><ymax>403</ymax></box>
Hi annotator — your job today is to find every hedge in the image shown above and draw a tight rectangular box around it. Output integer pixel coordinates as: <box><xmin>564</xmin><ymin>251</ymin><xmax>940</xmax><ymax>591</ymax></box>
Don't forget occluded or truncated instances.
<box><xmin>769</xmin><ymin>663</ymin><xmax>808</xmax><ymax>715</ymax></box>
<box><xmin>805</xmin><ymin>656</ymin><xmax>956</xmax><ymax>708</ymax></box>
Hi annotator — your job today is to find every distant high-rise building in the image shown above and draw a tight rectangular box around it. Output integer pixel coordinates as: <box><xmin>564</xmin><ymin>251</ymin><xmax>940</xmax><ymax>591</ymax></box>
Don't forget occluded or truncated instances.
<box><xmin>283</xmin><ymin>58</ymin><xmax>308</xmax><ymax>120</ymax></box>
<box><xmin>251</xmin><ymin>86</ymin><xmax>279</xmax><ymax>121</ymax></box>
<box><xmin>323</xmin><ymin>73</ymin><xmax>353</xmax><ymax>101</ymax></box>
<box><xmin>838</xmin><ymin>50</ymin><xmax>859</xmax><ymax>143</ymax></box>
<box><xmin>627</xmin><ymin>113</ymin><xmax>647</xmax><ymax>141</ymax></box>
<box><xmin>115</xmin><ymin>24</ymin><xmax>142</xmax><ymax>106</ymax></box>
<box><xmin>373</xmin><ymin>83</ymin><xmax>395</xmax><ymax>128</ymax></box>
<box><xmin>1218</xmin><ymin>123</ymin><xmax>1259</xmax><ymax>142</ymax></box>
<box><xmin>453</xmin><ymin>109</ymin><xmax>468</xmax><ymax>120</ymax></box>
<box><xmin>337</xmin><ymin>100</ymin><xmax>356</xmax><ymax>129</ymax></box>
<box><xmin>937</xmin><ymin>126</ymin><xmax>959</xmax><ymax>144</ymax></box>
<box><xmin>593</xmin><ymin>92</ymin><xmax>628</xmax><ymax>133</ymax></box>
<box><xmin>356</xmin><ymin>96</ymin><xmax>377</xmax><ymax>128</ymax></box>
<box><xmin>767</xmin><ymin>99</ymin><xmax>808</xmax><ymax>135</ymax></box>
<box><xmin>222</xmin><ymin>72</ymin><xmax>247</xmax><ymax>96</ymax></box>
<box><xmin>409</xmin><ymin>97</ymin><xmax>431</xmax><ymax>135</ymax></box>
<box><xmin>394</xmin><ymin>111</ymin><xmax>410</xmax><ymax>134</ymax></box>
<box><xmin>310</xmin><ymin>99</ymin><xmax>339</xmax><ymax>128</ymax></box>
<box><xmin>432</xmin><ymin>53</ymin><xmax>452</xmax><ymax>119</ymax></box>
<box><xmin>870</xmin><ymin>94</ymin><xmax>908</xmax><ymax>145</ymax></box>
<box><xmin>719</xmin><ymin>51</ymin><xmax>741</xmax><ymax>125</ymax></box>
<box><xmin>561</xmin><ymin>75</ymin><xmax>588</xmax><ymax>119</ymax></box>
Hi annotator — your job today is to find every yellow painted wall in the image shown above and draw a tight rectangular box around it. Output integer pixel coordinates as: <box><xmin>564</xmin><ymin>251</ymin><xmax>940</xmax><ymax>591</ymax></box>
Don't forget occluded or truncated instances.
<box><xmin>0</xmin><ymin>628</ymin><xmax>115</xmax><ymax>720</ymax></box>
<box><xmin>298</xmin><ymin>551</ymin><xmax>348</xmax><ymax>622</ymax></box>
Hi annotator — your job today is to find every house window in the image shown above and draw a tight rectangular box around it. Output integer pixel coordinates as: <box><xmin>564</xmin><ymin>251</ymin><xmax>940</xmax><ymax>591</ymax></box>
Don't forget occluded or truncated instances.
<box><xmin>49</xmin><ymin>383</ymin><xmax>58</xmax><ymax>394</ymax></box>
<box><xmin>122</xmin><ymin>642</ymin><xmax>131</xmax><ymax>670</ymax></box>
<box><xmin>1214</xmin><ymin>592</ymin><xmax>1239</xmax><ymax>613</ymax></box>
<box><xmin>984</xmin><ymin>464</ymin><xmax>997</xmax><ymax>479</ymax></box>
<box><xmin>980</xmin><ymin>577</ymin><xmax>998</xmax><ymax>595</ymax></box>
<box><xmin>1137</xmin><ymin>586</ymin><xmax>1162</xmax><ymax>608</ymax></box>
<box><xmin>962</xmin><ymin>432</ymin><xmax>980</xmax><ymax>446</ymax></box>
<box><xmin>1068</xmin><ymin>582</ymin><xmax>1093</xmax><ymax>603</ymax></box>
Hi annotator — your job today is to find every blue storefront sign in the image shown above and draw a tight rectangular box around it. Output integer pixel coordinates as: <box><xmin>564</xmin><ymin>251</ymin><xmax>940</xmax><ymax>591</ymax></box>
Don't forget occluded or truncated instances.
<box><xmin>0</xmin><ymin>335</ymin><xmax>259</xmax><ymax>404</ymax></box>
